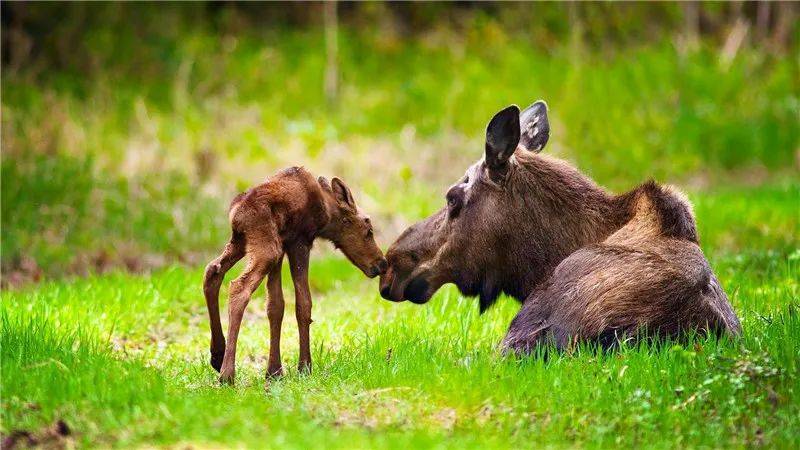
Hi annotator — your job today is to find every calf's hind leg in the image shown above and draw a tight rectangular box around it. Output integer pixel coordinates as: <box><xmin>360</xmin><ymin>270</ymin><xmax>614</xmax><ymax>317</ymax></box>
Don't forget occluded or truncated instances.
<box><xmin>218</xmin><ymin>244</ymin><xmax>276</xmax><ymax>385</ymax></box>
<box><xmin>203</xmin><ymin>237</ymin><xmax>245</xmax><ymax>372</ymax></box>
<box><xmin>266</xmin><ymin>256</ymin><xmax>286</xmax><ymax>378</ymax></box>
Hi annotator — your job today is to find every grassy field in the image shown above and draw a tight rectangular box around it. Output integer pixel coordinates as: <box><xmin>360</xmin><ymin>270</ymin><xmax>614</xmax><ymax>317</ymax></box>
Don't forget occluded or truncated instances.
<box><xmin>2</xmin><ymin>182</ymin><xmax>798</xmax><ymax>448</ymax></box>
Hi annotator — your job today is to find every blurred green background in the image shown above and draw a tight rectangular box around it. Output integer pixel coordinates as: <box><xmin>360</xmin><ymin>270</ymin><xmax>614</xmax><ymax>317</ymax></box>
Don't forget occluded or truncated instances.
<box><xmin>2</xmin><ymin>2</ymin><xmax>798</xmax><ymax>282</ymax></box>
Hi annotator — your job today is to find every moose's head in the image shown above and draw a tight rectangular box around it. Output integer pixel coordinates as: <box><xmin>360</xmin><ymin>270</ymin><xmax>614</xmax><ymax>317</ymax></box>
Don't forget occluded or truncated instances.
<box><xmin>379</xmin><ymin>101</ymin><xmax>621</xmax><ymax>311</ymax></box>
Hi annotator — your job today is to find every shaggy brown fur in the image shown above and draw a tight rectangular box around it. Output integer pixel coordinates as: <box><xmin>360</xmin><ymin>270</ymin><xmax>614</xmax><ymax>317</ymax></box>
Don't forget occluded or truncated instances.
<box><xmin>379</xmin><ymin>101</ymin><xmax>741</xmax><ymax>352</ymax></box>
<box><xmin>204</xmin><ymin>167</ymin><xmax>386</xmax><ymax>384</ymax></box>
<box><xmin>502</xmin><ymin>182</ymin><xmax>740</xmax><ymax>352</ymax></box>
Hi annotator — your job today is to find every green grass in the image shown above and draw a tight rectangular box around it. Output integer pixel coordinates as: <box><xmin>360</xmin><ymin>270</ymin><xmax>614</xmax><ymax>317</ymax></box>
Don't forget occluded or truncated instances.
<box><xmin>2</xmin><ymin>185</ymin><xmax>798</xmax><ymax>448</ymax></box>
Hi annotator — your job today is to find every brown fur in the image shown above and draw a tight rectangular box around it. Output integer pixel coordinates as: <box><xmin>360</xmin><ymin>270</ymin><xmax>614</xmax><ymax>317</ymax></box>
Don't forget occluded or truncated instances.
<box><xmin>502</xmin><ymin>182</ymin><xmax>739</xmax><ymax>353</ymax></box>
<box><xmin>380</xmin><ymin>102</ymin><xmax>741</xmax><ymax>352</ymax></box>
<box><xmin>204</xmin><ymin>167</ymin><xmax>386</xmax><ymax>384</ymax></box>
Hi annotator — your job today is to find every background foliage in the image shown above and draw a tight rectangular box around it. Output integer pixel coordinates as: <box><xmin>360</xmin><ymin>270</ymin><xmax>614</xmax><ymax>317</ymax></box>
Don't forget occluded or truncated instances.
<box><xmin>2</xmin><ymin>2</ymin><xmax>797</xmax><ymax>278</ymax></box>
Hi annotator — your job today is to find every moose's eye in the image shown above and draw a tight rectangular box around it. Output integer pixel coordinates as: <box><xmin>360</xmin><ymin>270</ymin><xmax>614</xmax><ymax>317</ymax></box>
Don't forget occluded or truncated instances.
<box><xmin>446</xmin><ymin>188</ymin><xmax>463</xmax><ymax>218</ymax></box>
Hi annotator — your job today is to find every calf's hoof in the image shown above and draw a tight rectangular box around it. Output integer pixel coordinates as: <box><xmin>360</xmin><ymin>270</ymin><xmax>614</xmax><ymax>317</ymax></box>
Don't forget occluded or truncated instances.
<box><xmin>210</xmin><ymin>351</ymin><xmax>224</xmax><ymax>373</ymax></box>
<box><xmin>297</xmin><ymin>361</ymin><xmax>312</xmax><ymax>375</ymax></box>
<box><xmin>218</xmin><ymin>369</ymin><xmax>235</xmax><ymax>385</ymax></box>
<box><xmin>266</xmin><ymin>365</ymin><xmax>284</xmax><ymax>379</ymax></box>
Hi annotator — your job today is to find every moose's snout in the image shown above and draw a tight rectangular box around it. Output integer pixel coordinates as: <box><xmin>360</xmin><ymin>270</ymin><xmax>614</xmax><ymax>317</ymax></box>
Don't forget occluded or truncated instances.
<box><xmin>367</xmin><ymin>258</ymin><xmax>388</xmax><ymax>278</ymax></box>
<box><xmin>379</xmin><ymin>268</ymin><xmax>404</xmax><ymax>302</ymax></box>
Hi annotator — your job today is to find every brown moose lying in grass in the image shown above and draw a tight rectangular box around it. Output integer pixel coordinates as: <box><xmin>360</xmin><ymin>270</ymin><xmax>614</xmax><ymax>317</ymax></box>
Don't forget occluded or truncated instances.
<box><xmin>380</xmin><ymin>100</ymin><xmax>741</xmax><ymax>352</ymax></box>
<box><xmin>203</xmin><ymin>167</ymin><xmax>386</xmax><ymax>384</ymax></box>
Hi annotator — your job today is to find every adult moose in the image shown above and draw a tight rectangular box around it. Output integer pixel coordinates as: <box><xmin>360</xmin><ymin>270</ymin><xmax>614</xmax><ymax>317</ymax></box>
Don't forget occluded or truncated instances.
<box><xmin>379</xmin><ymin>101</ymin><xmax>741</xmax><ymax>352</ymax></box>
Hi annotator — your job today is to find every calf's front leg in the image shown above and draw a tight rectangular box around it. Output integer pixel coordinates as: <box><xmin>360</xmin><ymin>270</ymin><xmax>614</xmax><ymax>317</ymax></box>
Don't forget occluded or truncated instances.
<box><xmin>288</xmin><ymin>243</ymin><xmax>313</xmax><ymax>374</ymax></box>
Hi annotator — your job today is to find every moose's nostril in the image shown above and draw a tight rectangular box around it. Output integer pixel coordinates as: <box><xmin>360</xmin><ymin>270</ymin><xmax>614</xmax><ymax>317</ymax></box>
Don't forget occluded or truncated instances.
<box><xmin>377</xmin><ymin>258</ymin><xmax>388</xmax><ymax>274</ymax></box>
<box><xmin>380</xmin><ymin>286</ymin><xmax>392</xmax><ymax>300</ymax></box>
<box><xmin>404</xmin><ymin>277</ymin><xmax>430</xmax><ymax>304</ymax></box>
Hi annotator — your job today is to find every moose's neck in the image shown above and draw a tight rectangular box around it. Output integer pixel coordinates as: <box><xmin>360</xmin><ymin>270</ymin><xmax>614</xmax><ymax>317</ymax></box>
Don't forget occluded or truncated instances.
<box><xmin>503</xmin><ymin>152</ymin><xmax>632</xmax><ymax>300</ymax></box>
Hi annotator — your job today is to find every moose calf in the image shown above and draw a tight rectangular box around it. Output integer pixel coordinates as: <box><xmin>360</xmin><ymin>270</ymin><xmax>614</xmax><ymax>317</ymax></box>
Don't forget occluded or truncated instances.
<box><xmin>203</xmin><ymin>167</ymin><xmax>386</xmax><ymax>384</ymax></box>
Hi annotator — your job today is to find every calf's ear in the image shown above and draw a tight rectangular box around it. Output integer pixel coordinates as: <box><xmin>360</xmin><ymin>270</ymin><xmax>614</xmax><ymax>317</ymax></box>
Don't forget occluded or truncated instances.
<box><xmin>518</xmin><ymin>100</ymin><xmax>549</xmax><ymax>153</ymax></box>
<box><xmin>331</xmin><ymin>177</ymin><xmax>356</xmax><ymax>209</ymax></box>
<box><xmin>318</xmin><ymin>176</ymin><xmax>331</xmax><ymax>191</ymax></box>
<box><xmin>485</xmin><ymin>105</ymin><xmax>521</xmax><ymax>173</ymax></box>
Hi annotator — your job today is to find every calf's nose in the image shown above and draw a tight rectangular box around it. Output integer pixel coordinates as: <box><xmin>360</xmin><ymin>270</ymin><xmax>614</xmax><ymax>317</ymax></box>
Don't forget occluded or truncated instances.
<box><xmin>367</xmin><ymin>259</ymin><xmax>387</xmax><ymax>278</ymax></box>
<box><xmin>377</xmin><ymin>258</ymin><xmax>388</xmax><ymax>274</ymax></box>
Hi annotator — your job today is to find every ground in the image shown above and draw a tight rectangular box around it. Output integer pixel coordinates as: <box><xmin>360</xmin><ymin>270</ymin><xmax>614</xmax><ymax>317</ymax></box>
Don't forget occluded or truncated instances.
<box><xmin>2</xmin><ymin>183</ymin><xmax>798</xmax><ymax>449</ymax></box>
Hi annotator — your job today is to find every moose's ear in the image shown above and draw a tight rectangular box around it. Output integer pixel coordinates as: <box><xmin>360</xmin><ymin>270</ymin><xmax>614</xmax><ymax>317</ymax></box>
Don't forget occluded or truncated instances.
<box><xmin>331</xmin><ymin>177</ymin><xmax>356</xmax><ymax>209</ymax></box>
<box><xmin>318</xmin><ymin>176</ymin><xmax>331</xmax><ymax>191</ymax></box>
<box><xmin>485</xmin><ymin>105</ymin><xmax>521</xmax><ymax>172</ymax></box>
<box><xmin>518</xmin><ymin>100</ymin><xmax>549</xmax><ymax>153</ymax></box>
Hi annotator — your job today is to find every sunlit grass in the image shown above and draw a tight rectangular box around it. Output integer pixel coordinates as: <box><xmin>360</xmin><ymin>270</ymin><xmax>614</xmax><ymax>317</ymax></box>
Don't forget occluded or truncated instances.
<box><xmin>2</xmin><ymin>243</ymin><xmax>798</xmax><ymax>448</ymax></box>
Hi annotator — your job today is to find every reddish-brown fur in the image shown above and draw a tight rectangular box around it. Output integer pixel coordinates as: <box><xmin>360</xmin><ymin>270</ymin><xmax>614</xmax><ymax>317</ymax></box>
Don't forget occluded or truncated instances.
<box><xmin>380</xmin><ymin>102</ymin><xmax>741</xmax><ymax>352</ymax></box>
<box><xmin>203</xmin><ymin>167</ymin><xmax>386</xmax><ymax>384</ymax></box>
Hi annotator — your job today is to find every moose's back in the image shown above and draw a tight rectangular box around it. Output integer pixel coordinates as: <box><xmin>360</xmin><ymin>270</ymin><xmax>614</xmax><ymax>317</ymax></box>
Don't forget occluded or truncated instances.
<box><xmin>502</xmin><ymin>182</ymin><xmax>742</xmax><ymax>353</ymax></box>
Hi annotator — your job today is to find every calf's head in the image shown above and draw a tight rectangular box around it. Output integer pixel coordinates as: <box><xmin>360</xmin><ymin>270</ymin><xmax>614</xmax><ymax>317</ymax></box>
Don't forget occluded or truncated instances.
<box><xmin>321</xmin><ymin>177</ymin><xmax>387</xmax><ymax>278</ymax></box>
<box><xmin>380</xmin><ymin>101</ymin><xmax>555</xmax><ymax>311</ymax></box>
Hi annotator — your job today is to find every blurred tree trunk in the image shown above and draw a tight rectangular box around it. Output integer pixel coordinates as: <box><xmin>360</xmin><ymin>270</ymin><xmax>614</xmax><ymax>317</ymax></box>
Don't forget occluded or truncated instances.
<box><xmin>719</xmin><ymin>1</ymin><xmax>748</xmax><ymax>69</ymax></box>
<box><xmin>720</xmin><ymin>18</ymin><xmax>748</xmax><ymax>69</ymax></box>
<box><xmin>568</xmin><ymin>2</ymin><xmax>584</xmax><ymax>62</ymax></box>
<box><xmin>729</xmin><ymin>1</ymin><xmax>744</xmax><ymax>22</ymax></box>
<box><xmin>771</xmin><ymin>1</ymin><xmax>796</xmax><ymax>52</ymax></box>
<box><xmin>755</xmin><ymin>1</ymin><xmax>771</xmax><ymax>43</ymax></box>
<box><xmin>682</xmin><ymin>1</ymin><xmax>700</xmax><ymax>51</ymax></box>
<box><xmin>324</xmin><ymin>1</ymin><xmax>338</xmax><ymax>105</ymax></box>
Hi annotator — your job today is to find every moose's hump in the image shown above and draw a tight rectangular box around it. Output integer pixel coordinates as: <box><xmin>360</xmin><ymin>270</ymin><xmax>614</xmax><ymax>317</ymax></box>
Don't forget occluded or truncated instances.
<box><xmin>608</xmin><ymin>181</ymin><xmax>698</xmax><ymax>247</ymax></box>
